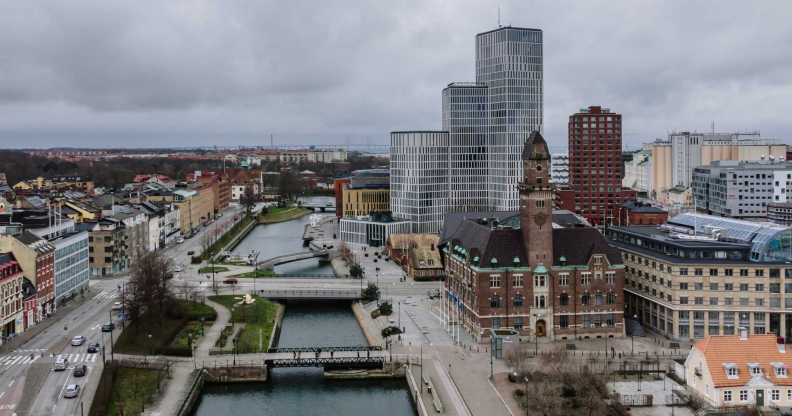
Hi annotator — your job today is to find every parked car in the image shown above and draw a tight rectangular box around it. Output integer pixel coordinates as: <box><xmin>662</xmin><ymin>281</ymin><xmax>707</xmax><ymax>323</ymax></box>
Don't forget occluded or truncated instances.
<box><xmin>63</xmin><ymin>384</ymin><xmax>80</xmax><ymax>399</ymax></box>
<box><xmin>73</xmin><ymin>364</ymin><xmax>87</xmax><ymax>377</ymax></box>
<box><xmin>223</xmin><ymin>278</ymin><xmax>238</xmax><ymax>285</ymax></box>
<box><xmin>54</xmin><ymin>355</ymin><xmax>68</xmax><ymax>371</ymax></box>
<box><xmin>176</xmin><ymin>237</ymin><xmax>185</xmax><ymax>244</ymax></box>
<box><xmin>71</xmin><ymin>335</ymin><xmax>86</xmax><ymax>346</ymax></box>
<box><xmin>101</xmin><ymin>323</ymin><xmax>115</xmax><ymax>332</ymax></box>
<box><xmin>111</xmin><ymin>301</ymin><xmax>123</xmax><ymax>311</ymax></box>
<box><xmin>187</xmin><ymin>250</ymin><xmax>195</xmax><ymax>256</ymax></box>
<box><xmin>87</xmin><ymin>343</ymin><xmax>100</xmax><ymax>353</ymax></box>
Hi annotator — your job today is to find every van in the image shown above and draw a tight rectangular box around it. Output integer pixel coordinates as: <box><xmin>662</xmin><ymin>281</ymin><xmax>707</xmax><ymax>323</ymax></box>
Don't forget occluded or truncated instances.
<box><xmin>54</xmin><ymin>355</ymin><xmax>68</xmax><ymax>371</ymax></box>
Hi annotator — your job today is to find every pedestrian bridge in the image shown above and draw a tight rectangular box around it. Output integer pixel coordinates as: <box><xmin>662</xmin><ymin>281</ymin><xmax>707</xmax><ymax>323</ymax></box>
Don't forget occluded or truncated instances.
<box><xmin>257</xmin><ymin>250</ymin><xmax>329</xmax><ymax>269</ymax></box>
<box><xmin>301</xmin><ymin>203</ymin><xmax>336</xmax><ymax>212</ymax></box>
<box><xmin>204</xmin><ymin>346</ymin><xmax>387</xmax><ymax>370</ymax></box>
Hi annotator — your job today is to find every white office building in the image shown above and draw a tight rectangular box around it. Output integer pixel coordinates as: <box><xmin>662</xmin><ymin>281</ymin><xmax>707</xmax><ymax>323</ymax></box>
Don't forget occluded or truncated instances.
<box><xmin>390</xmin><ymin>131</ymin><xmax>449</xmax><ymax>234</ymax></box>
<box><xmin>30</xmin><ymin>220</ymin><xmax>90</xmax><ymax>305</ymax></box>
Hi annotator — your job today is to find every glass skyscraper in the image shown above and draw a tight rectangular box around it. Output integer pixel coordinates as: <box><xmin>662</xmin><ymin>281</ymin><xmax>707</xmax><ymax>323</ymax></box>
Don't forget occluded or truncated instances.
<box><xmin>476</xmin><ymin>27</ymin><xmax>544</xmax><ymax>211</ymax></box>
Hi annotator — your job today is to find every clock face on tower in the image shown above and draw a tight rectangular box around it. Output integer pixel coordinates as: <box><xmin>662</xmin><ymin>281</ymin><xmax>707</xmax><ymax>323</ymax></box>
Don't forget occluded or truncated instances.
<box><xmin>533</xmin><ymin>212</ymin><xmax>547</xmax><ymax>226</ymax></box>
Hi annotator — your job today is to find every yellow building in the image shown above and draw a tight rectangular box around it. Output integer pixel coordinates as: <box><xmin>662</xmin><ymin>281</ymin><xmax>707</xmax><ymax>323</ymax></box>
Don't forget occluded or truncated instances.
<box><xmin>174</xmin><ymin>185</ymin><xmax>215</xmax><ymax>235</ymax></box>
<box><xmin>342</xmin><ymin>188</ymin><xmax>390</xmax><ymax>217</ymax></box>
<box><xmin>61</xmin><ymin>199</ymin><xmax>100</xmax><ymax>222</ymax></box>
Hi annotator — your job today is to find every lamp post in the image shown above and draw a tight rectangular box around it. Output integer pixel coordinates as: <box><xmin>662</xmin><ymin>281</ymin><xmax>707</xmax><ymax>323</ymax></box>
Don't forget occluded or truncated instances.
<box><xmin>148</xmin><ymin>333</ymin><xmax>153</xmax><ymax>359</ymax></box>
<box><xmin>631</xmin><ymin>314</ymin><xmax>638</xmax><ymax>355</ymax></box>
<box><xmin>252</xmin><ymin>250</ymin><xmax>260</xmax><ymax>293</ymax></box>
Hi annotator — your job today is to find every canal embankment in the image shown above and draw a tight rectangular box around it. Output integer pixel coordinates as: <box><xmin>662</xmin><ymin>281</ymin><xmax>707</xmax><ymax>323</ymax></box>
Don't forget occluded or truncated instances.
<box><xmin>352</xmin><ymin>301</ymin><xmax>384</xmax><ymax>347</ymax></box>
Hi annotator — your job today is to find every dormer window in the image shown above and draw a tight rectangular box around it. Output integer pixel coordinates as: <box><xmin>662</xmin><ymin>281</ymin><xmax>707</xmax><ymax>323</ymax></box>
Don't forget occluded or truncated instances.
<box><xmin>772</xmin><ymin>362</ymin><xmax>787</xmax><ymax>377</ymax></box>
<box><xmin>724</xmin><ymin>363</ymin><xmax>739</xmax><ymax>379</ymax></box>
<box><xmin>748</xmin><ymin>363</ymin><xmax>762</xmax><ymax>376</ymax></box>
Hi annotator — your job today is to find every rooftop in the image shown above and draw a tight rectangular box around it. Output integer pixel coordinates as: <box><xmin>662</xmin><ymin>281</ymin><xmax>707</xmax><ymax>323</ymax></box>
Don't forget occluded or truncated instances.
<box><xmin>694</xmin><ymin>334</ymin><xmax>792</xmax><ymax>388</ymax></box>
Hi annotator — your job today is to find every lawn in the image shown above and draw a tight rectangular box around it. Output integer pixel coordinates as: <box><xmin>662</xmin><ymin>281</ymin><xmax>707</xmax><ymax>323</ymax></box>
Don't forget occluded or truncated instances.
<box><xmin>209</xmin><ymin>295</ymin><xmax>279</xmax><ymax>353</ymax></box>
<box><xmin>201</xmin><ymin>214</ymin><xmax>256</xmax><ymax>260</ymax></box>
<box><xmin>170</xmin><ymin>321</ymin><xmax>204</xmax><ymax>350</ymax></box>
<box><xmin>198</xmin><ymin>265</ymin><xmax>229</xmax><ymax>274</ymax></box>
<box><xmin>106</xmin><ymin>367</ymin><xmax>163</xmax><ymax>416</ymax></box>
<box><xmin>237</xmin><ymin>268</ymin><xmax>278</xmax><ymax>278</ymax></box>
<box><xmin>115</xmin><ymin>300</ymin><xmax>216</xmax><ymax>355</ymax></box>
<box><xmin>258</xmin><ymin>206</ymin><xmax>310</xmax><ymax>223</ymax></box>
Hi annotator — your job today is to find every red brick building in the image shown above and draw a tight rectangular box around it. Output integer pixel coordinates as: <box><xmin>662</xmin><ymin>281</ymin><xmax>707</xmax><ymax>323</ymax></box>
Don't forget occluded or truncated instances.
<box><xmin>440</xmin><ymin>132</ymin><xmax>625</xmax><ymax>341</ymax></box>
<box><xmin>618</xmin><ymin>201</ymin><xmax>668</xmax><ymax>226</ymax></box>
<box><xmin>560</xmin><ymin>106</ymin><xmax>636</xmax><ymax>226</ymax></box>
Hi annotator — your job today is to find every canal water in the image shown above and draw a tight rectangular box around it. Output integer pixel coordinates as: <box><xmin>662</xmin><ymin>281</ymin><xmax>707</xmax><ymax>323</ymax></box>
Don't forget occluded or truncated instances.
<box><xmin>232</xmin><ymin>197</ymin><xmax>335</xmax><ymax>275</ymax></box>
<box><xmin>192</xmin><ymin>302</ymin><xmax>416</xmax><ymax>416</ymax></box>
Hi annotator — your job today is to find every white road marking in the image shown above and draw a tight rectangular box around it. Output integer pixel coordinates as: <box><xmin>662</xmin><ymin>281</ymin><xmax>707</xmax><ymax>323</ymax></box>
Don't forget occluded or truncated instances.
<box><xmin>0</xmin><ymin>392</ymin><xmax>5</xmax><ymax>399</ymax></box>
<box><xmin>8</xmin><ymin>380</ymin><xmax>14</xmax><ymax>387</ymax></box>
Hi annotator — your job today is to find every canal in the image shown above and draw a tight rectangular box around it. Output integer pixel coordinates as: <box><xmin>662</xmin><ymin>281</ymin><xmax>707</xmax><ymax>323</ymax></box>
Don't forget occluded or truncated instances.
<box><xmin>232</xmin><ymin>197</ymin><xmax>335</xmax><ymax>275</ymax></box>
<box><xmin>192</xmin><ymin>302</ymin><xmax>416</xmax><ymax>415</ymax></box>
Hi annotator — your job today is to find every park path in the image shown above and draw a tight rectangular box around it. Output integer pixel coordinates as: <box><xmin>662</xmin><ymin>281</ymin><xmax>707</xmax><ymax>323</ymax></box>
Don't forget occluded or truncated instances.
<box><xmin>144</xmin><ymin>298</ymin><xmax>232</xmax><ymax>416</ymax></box>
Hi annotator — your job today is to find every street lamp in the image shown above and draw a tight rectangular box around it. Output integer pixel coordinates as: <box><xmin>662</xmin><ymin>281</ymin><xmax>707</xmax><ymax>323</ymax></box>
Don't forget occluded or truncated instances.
<box><xmin>148</xmin><ymin>333</ymin><xmax>153</xmax><ymax>359</ymax></box>
<box><xmin>631</xmin><ymin>314</ymin><xmax>638</xmax><ymax>355</ymax></box>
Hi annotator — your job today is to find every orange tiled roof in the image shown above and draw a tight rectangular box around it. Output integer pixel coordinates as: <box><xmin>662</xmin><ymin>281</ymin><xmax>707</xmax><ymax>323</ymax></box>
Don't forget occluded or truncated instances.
<box><xmin>696</xmin><ymin>334</ymin><xmax>792</xmax><ymax>388</ymax></box>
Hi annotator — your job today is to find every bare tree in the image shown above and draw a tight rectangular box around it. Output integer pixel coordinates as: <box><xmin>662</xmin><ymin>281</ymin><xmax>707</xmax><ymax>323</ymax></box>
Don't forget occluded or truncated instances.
<box><xmin>125</xmin><ymin>250</ymin><xmax>174</xmax><ymax>327</ymax></box>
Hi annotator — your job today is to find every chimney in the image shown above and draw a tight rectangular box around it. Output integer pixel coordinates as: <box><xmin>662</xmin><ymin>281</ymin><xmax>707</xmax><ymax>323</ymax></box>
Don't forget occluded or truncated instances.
<box><xmin>739</xmin><ymin>327</ymin><xmax>749</xmax><ymax>341</ymax></box>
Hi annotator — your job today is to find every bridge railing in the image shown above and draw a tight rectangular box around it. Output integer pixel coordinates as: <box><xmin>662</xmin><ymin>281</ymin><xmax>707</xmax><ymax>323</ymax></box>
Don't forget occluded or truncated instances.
<box><xmin>258</xmin><ymin>289</ymin><xmax>361</xmax><ymax>299</ymax></box>
<box><xmin>268</xmin><ymin>346</ymin><xmax>382</xmax><ymax>353</ymax></box>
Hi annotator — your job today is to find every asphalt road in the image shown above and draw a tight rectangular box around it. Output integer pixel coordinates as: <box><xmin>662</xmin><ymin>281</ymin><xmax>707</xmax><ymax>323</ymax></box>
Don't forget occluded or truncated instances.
<box><xmin>0</xmin><ymin>204</ymin><xmax>244</xmax><ymax>416</ymax></box>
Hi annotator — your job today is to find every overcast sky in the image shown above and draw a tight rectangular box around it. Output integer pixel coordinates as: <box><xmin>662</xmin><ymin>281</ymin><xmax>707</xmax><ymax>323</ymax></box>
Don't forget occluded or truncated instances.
<box><xmin>1</xmin><ymin>1</ymin><xmax>791</xmax><ymax>151</ymax></box>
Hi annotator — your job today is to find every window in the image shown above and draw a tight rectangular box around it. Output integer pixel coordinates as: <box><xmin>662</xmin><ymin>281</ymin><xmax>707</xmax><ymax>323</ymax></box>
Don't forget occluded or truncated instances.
<box><xmin>680</xmin><ymin>268</ymin><xmax>688</xmax><ymax>276</ymax></box>
<box><xmin>694</xmin><ymin>297</ymin><xmax>704</xmax><ymax>305</ymax></box>
<box><xmin>776</xmin><ymin>366</ymin><xmax>788</xmax><ymax>377</ymax></box>
<box><xmin>559</xmin><ymin>273</ymin><xmax>569</xmax><ymax>286</ymax></box>
<box><xmin>559</xmin><ymin>293</ymin><xmax>569</xmax><ymax>306</ymax></box>
<box><xmin>514</xmin><ymin>295</ymin><xmax>524</xmax><ymax>307</ymax></box>
<box><xmin>772</xmin><ymin>390</ymin><xmax>779</xmax><ymax>401</ymax></box>
<box><xmin>559</xmin><ymin>315</ymin><xmax>569</xmax><ymax>328</ymax></box>
<box><xmin>751</xmin><ymin>365</ymin><xmax>762</xmax><ymax>376</ymax></box>
<box><xmin>723</xmin><ymin>390</ymin><xmax>732</xmax><ymax>402</ymax></box>
<box><xmin>680</xmin><ymin>282</ymin><xmax>689</xmax><ymax>290</ymax></box>
<box><xmin>695</xmin><ymin>268</ymin><xmax>703</xmax><ymax>276</ymax></box>
<box><xmin>725</xmin><ymin>283</ymin><xmax>734</xmax><ymax>291</ymax></box>
<box><xmin>489</xmin><ymin>275</ymin><xmax>501</xmax><ymax>288</ymax></box>
<box><xmin>513</xmin><ymin>275</ymin><xmax>523</xmax><ymax>288</ymax></box>
<box><xmin>694</xmin><ymin>283</ymin><xmax>703</xmax><ymax>291</ymax></box>
<box><xmin>756</xmin><ymin>269</ymin><xmax>764</xmax><ymax>277</ymax></box>
<box><xmin>581</xmin><ymin>294</ymin><xmax>590</xmax><ymax>305</ymax></box>
<box><xmin>582</xmin><ymin>272</ymin><xmax>591</xmax><ymax>285</ymax></box>
<box><xmin>534</xmin><ymin>275</ymin><xmax>546</xmax><ymax>288</ymax></box>
<box><xmin>740</xmin><ymin>283</ymin><xmax>749</xmax><ymax>291</ymax></box>
<box><xmin>534</xmin><ymin>295</ymin><xmax>546</xmax><ymax>308</ymax></box>
<box><xmin>727</xmin><ymin>367</ymin><xmax>738</xmax><ymax>377</ymax></box>
<box><xmin>607</xmin><ymin>292</ymin><xmax>616</xmax><ymax>304</ymax></box>
<box><xmin>739</xmin><ymin>390</ymin><xmax>748</xmax><ymax>402</ymax></box>
<box><xmin>710</xmin><ymin>269</ymin><xmax>718</xmax><ymax>276</ymax></box>
<box><xmin>680</xmin><ymin>297</ymin><xmax>688</xmax><ymax>304</ymax></box>
<box><xmin>710</xmin><ymin>283</ymin><xmax>719</xmax><ymax>291</ymax></box>
<box><xmin>740</xmin><ymin>269</ymin><xmax>749</xmax><ymax>277</ymax></box>
<box><xmin>490</xmin><ymin>296</ymin><xmax>502</xmax><ymax>308</ymax></box>
<box><xmin>756</xmin><ymin>283</ymin><xmax>765</xmax><ymax>292</ymax></box>
<box><xmin>606</xmin><ymin>271</ymin><xmax>615</xmax><ymax>285</ymax></box>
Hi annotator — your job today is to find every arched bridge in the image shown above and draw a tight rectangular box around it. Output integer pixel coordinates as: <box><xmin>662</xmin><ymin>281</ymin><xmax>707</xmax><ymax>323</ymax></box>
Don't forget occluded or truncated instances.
<box><xmin>257</xmin><ymin>250</ymin><xmax>329</xmax><ymax>269</ymax></box>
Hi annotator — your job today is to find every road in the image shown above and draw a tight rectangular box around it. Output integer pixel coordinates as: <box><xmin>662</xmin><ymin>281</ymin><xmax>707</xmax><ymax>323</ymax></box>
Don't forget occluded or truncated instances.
<box><xmin>0</xmin><ymin>204</ymin><xmax>243</xmax><ymax>416</ymax></box>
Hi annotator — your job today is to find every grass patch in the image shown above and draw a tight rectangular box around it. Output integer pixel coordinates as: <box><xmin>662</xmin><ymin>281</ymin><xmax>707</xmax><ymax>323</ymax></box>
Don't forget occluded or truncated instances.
<box><xmin>214</xmin><ymin>325</ymin><xmax>233</xmax><ymax>348</ymax></box>
<box><xmin>170</xmin><ymin>321</ymin><xmax>204</xmax><ymax>350</ymax></box>
<box><xmin>209</xmin><ymin>295</ymin><xmax>279</xmax><ymax>353</ymax></box>
<box><xmin>258</xmin><ymin>207</ymin><xmax>310</xmax><ymax>223</ymax></box>
<box><xmin>238</xmin><ymin>268</ymin><xmax>278</xmax><ymax>278</ymax></box>
<box><xmin>106</xmin><ymin>367</ymin><xmax>163</xmax><ymax>416</ymax></box>
<box><xmin>198</xmin><ymin>265</ymin><xmax>229</xmax><ymax>274</ymax></box>
<box><xmin>116</xmin><ymin>301</ymin><xmax>215</xmax><ymax>355</ymax></box>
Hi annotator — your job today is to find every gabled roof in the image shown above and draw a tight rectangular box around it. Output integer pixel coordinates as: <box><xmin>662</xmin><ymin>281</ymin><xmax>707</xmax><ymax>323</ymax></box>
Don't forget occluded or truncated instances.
<box><xmin>694</xmin><ymin>334</ymin><xmax>792</xmax><ymax>388</ymax></box>
<box><xmin>553</xmin><ymin>228</ymin><xmax>622</xmax><ymax>266</ymax></box>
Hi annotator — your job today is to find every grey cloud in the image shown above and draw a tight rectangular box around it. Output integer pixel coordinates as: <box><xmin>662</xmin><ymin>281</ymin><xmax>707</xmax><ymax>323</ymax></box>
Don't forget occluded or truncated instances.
<box><xmin>0</xmin><ymin>0</ymin><xmax>791</xmax><ymax>148</ymax></box>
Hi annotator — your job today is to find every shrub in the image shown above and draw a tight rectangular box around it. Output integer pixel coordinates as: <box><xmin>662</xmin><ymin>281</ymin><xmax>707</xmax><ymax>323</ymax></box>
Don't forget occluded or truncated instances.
<box><xmin>361</xmin><ymin>283</ymin><xmax>380</xmax><ymax>302</ymax></box>
<box><xmin>378</xmin><ymin>302</ymin><xmax>393</xmax><ymax>316</ymax></box>
<box><xmin>381</xmin><ymin>326</ymin><xmax>402</xmax><ymax>338</ymax></box>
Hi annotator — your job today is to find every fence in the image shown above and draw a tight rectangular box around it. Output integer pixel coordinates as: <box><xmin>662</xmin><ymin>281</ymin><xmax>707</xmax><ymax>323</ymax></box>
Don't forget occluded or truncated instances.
<box><xmin>616</xmin><ymin>393</ymin><xmax>654</xmax><ymax>407</ymax></box>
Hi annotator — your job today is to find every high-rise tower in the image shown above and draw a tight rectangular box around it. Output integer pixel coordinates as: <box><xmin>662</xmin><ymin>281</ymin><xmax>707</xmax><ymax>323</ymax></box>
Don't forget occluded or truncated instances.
<box><xmin>476</xmin><ymin>27</ymin><xmax>543</xmax><ymax>211</ymax></box>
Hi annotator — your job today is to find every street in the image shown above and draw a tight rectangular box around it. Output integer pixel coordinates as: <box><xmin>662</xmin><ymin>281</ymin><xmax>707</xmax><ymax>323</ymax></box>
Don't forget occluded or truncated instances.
<box><xmin>0</xmin><ymin>204</ymin><xmax>243</xmax><ymax>416</ymax></box>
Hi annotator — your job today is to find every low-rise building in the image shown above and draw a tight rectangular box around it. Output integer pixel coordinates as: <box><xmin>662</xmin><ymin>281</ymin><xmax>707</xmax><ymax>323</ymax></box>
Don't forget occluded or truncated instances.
<box><xmin>339</xmin><ymin>214</ymin><xmax>412</xmax><ymax>246</ymax></box>
<box><xmin>685</xmin><ymin>331</ymin><xmax>792</xmax><ymax>409</ymax></box>
<box><xmin>0</xmin><ymin>253</ymin><xmax>24</xmax><ymax>343</ymax></box>
<box><xmin>386</xmin><ymin>234</ymin><xmax>444</xmax><ymax>281</ymax></box>
<box><xmin>341</xmin><ymin>169</ymin><xmax>390</xmax><ymax>218</ymax></box>
<box><xmin>768</xmin><ymin>202</ymin><xmax>792</xmax><ymax>226</ymax></box>
<box><xmin>607</xmin><ymin>212</ymin><xmax>792</xmax><ymax>341</ymax></box>
<box><xmin>0</xmin><ymin>232</ymin><xmax>55</xmax><ymax>322</ymax></box>
<box><xmin>618</xmin><ymin>201</ymin><xmax>668</xmax><ymax>226</ymax></box>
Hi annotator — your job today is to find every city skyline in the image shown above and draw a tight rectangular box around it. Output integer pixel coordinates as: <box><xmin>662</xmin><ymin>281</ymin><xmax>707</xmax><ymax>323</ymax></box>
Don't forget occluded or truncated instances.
<box><xmin>1</xmin><ymin>1</ymin><xmax>792</xmax><ymax>149</ymax></box>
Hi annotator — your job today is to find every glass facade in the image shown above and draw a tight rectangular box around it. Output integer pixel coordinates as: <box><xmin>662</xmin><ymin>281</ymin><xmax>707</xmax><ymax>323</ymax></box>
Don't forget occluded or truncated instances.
<box><xmin>390</xmin><ymin>131</ymin><xmax>450</xmax><ymax>233</ymax></box>
<box><xmin>476</xmin><ymin>27</ymin><xmax>543</xmax><ymax>211</ymax></box>
<box><xmin>53</xmin><ymin>231</ymin><xmax>90</xmax><ymax>304</ymax></box>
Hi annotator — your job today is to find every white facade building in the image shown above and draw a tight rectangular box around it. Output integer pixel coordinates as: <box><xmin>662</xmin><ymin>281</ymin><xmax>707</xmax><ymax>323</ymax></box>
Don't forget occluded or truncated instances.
<box><xmin>622</xmin><ymin>149</ymin><xmax>650</xmax><ymax>192</ymax></box>
<box><xmin>30</xmin><ymin>221</ymin><xmax>90</xmax><ymax>305</ymax></box>
<box><xmin>550</xmin><ymin>153</ymin><xmax>569</xmax><ymax>185</ymax></box>
<box><xmin>390</xmin><ymin>131</ymin><xmax>449</xmax><ymax>234</ymax></box>
<box><xmin>339</xmin><ymin>217</ymin><xmax>412</xmax><ymax>246</ymax></box>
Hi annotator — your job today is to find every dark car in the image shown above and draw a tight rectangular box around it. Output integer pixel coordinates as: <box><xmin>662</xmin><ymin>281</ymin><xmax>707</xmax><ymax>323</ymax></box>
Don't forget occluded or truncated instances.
<box><xmin>187</xmin><ymin>250</ymin><xmax>195</xmax><ymax>256</ymax></box>
<box><xmin>73</xmin><ymin>364</ymin><xmax>87</xmax><ymax>377</ymax></box>
<box><xmin>101</xmin><ymin>323</ymin><xmax>115</xmax><ymax>332</ymax></box>
<box><xmin>87</xmin><ymin>343</ymin><xmax>100</xmax><ymax>353</ymax></box>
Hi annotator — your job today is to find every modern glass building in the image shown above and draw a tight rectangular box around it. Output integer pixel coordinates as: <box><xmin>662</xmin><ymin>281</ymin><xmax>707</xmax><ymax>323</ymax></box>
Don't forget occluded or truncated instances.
<box><xmin>390</xmin><ymin>131</ymin><xmax>449</xmax><ymax>233</ymax></box>
<box><xmin>476</xmin><ymin>27</ymin><xmax>544</xmax><ymax>211</ymax></box>
<box><xmin>442</xmin><ymin>83</ymin><xmax>489</xmax><ymax>212</ymax></box>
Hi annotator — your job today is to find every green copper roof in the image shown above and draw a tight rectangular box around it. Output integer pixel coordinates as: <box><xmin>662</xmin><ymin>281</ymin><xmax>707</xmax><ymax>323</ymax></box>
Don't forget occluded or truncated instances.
<box><xmin>533</xmin><ymin>264</ymin><xmax>548</xmax><ymax>274</ymax></box>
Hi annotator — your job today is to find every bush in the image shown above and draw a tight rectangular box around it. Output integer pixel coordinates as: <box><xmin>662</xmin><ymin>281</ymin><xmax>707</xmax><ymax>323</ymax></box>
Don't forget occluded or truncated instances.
<box><xmin>371</xmin><ymin>309</ymin><xmax>381</xmax><ymax>319</ymax></box>
<box><xmin>175</xmin><ymin>300</ymin><xmax>217</xmax><ymax>321</ymax></box>
<box><xmin>191</xmin><ymin>256</ymin><xmax>202</xmax><ymax>264</ymax></box>
<box><xmin>361</xmin><ymin>283</ymin><xmax>380</xmax><ymax>302</ymax></box>
<box><xmin>378</xmin><ymin>302</ymin><xmax>393</xmax><ymax>316</ymax></box>
<box><xmin>382</xmin><ymin>326</ymin><xmax>402</xmax><ymax>338</ymax></box>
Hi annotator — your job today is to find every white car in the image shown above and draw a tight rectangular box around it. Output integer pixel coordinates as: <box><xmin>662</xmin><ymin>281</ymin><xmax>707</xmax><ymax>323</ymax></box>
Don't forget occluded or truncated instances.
<box><xmin>71</xmin><ymin>335</ymin><xmax>86</xmax><ymax>346</ymax></box>
<box><xmin>111</xmin><ymin>302</ymin><xmax>123</xmax><ymax>311</ymax></box>
<box><xmin>63</xmin><ymin>384</ymin><xmax>80</xmax><ymax>399</ymax></box>
<box><xmin>54</xmin><ymin>355</ymin><xmax>68</xmax><ymax>371</ymax></box>
<box><xmin>176</xmin><ymin>237</ymin><xmax>185</xmax><ymax>244</ymax></box>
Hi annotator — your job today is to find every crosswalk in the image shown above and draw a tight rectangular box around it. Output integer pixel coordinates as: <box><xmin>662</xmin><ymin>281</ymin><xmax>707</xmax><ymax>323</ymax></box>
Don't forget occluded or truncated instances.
<box><xmin>0</xmin><ymin>352</ymin><xmax>99</xmax><ymax>368</ymax></box>
<box><xmin>94</xmin><ymin>289</ymin><xmax>118</xmax><ymax>303</ymax></box>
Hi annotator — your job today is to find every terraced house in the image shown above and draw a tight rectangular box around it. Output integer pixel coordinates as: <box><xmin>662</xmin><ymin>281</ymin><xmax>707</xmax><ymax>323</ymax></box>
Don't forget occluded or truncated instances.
<box><xmin>607</xmin><ymin>213</ymin><xmax>792</xmax><ymax>341</ymax></box>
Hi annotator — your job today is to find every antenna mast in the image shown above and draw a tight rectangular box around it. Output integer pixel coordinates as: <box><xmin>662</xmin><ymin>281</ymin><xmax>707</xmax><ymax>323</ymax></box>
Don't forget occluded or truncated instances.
<box><xmin>498</xmin><ymin>5</ymin><xmax>501</xmax><ymax>27</ymax></box>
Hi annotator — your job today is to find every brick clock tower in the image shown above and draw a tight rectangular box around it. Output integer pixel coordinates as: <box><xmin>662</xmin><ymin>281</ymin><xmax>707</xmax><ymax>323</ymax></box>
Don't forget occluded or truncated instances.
<box><xmin>518</xmin><ymin>131</ymin><xmax>554</xmax><ymax>338</ymax></box>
